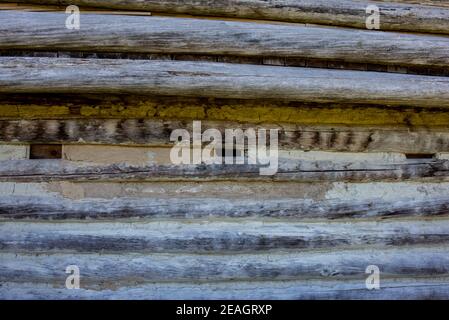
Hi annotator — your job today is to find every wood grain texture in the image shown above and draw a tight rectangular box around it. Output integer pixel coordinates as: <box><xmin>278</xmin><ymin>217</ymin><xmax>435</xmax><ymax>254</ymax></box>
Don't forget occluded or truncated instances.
<box><xmin>2</xmin><ymin>219</ymin><xmax>449</xmax><ymax>253</ymax></box>
<box><xmin>1</xmin><ymin>193</ymin><xmax>448</xmax><ymax>220</ymax></box>
<box><xmin>2</xmin><ymin>119</ymin><xmax>449</xmax><ymax>153</ymax></box>
<box><xmin>2</xmin><ymin>247</ymin><xmax>449</xmax><ymax>284</ymax></box>
<box><xmin>376</xmin><ymin>0</ymin><xmax>449</xmax><ymax>8</ymax></box>
<box><xmin>1</xmin><ymin>11</ymin><xmax>449</xmax><ymax>69</ymax></box>
<box><xmin>2</xmin><ymin>58</ymin><xmax>449</xmax><ymax>107</ymax></box>
<box><xmin>2</xmin><ymin>51</ymin><xmax>448</xmax><ymax>76</ymax></box>
<box><xmin>4</xmin><ymin>0</ymin><xmax>449</xmax><ymax>34</ymax></box>
<box><xmin>2</xmin><ymin>179</ymin><xmax>447</xmax><ymax>220</ymax></box>
<box><xmin>2</xmin><ymin>2</ymin><xmax>449</xmax><ymax>301</ymax></box>
<box><xmin>1</xmin><ymin>278</ymin><xmax>449</xmax><ymax>299</ymax></box>
<box><xmin>0</xmin><ymin>158</ymin><xmax>448</xmax><ymax>182</ymax></box>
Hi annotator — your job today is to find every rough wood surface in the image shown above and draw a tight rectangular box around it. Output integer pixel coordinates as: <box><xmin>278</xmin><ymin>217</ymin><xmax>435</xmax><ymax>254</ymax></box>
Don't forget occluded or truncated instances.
<box><xmin>2</xmin><ymin>1</ymin><xmax>449</xmax><ymax>301</ymax></box>
<box><xmin>377</xmin><ymin>0</ymin><xmax>449</xmax><ymax>7</ymax></box>
<box><xmin>2</xmin><ymin>51</ymin><xmax>447</xmax><ymax>76</ymax></box>
<box><xmin>2</xmin><ymin>278</ymin><xmax>449</xmax><ymax>299</ymax></box>
<box><xmin>1</xmin><ymin>11</ymin><xmax>449</xmax><ymax>69</ymax></box>
<box><xmin>4</xmin><ymin>0</ymin><xmax>449</xmax><ymax>34</ymax></box>
<box><xmin>2</xmin><ymin>247</ymin><xmax>449</xmax><ymax>284</ymax></box>
<box><xmin>2</xmin><ymin>119</ymin><xmax>449</xmax><ymax>153</ymax></box>
<box><xmin>1</xmin><ymin>192</ymin><xmax>448</xmax><ymax>220</ymax></box>
<box><xmin>2</xmin><ymin>219</ymin><xmax>449</xmax><ymax>253</ymax></box>
<box><xmin>0</xmin><ymin>158</ymin><xmax>447</xmax><ymax>182</ymax></box>
<box><xmin>2</xmin><ymin>58</ymin><xmax>449</xmax><ymax>107</ymax></box>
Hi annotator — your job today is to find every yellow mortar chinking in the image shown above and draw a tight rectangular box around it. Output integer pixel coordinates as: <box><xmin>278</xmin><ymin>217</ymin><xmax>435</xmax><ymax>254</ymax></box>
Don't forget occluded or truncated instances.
<box><xmin>2</xmin><ymin>101</ymin><xmax>449</xmax><ymax>127</ymax></box>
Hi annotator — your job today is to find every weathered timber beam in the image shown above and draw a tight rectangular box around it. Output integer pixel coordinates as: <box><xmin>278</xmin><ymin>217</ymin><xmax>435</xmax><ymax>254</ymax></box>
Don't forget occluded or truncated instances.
<box><xmin>4</xmin><ymin>1</ymin><xmax>449</xmax><ymax>34</ymax></box>
<box><xmin>1</xmin><ymin>247</ymin><xmax>449</xmax><ymax>284</ymax></box>
<box><xmin>2</xmin><ymin>278</ymin><xmax>449</xmax><ymax>299</ymax></box>
<box><xmin>0</xmin><ymin>159</ymin><xmax>447</xmax><ymax>182</ymax></box>
<box><xmin>376</xmin><ymin>0</ymin><xmax>449</xmax><ymax>7</ymax></box>
<box><xmin>1</xmin><ymin>194</ymin><xmax>448</xmax><ymax>220</ymax></box>
<box><xmin>2</xmin><ymin>119</ymin><xmax>449</xmax><ymax>153</ymax></box>
<box><xmin>2</xmin><ymin>58</ymin><xmax>449</xmax><ymax>107</ymax></box>
<box><xmin>2</xmin><ymin>219</ymin><xmax>449</xmax><ymax>253</ymax></box>
<box><xmin>1</xmin><ymin>11</ymin><xmax>449</xmax><ymax>69</ymax></box>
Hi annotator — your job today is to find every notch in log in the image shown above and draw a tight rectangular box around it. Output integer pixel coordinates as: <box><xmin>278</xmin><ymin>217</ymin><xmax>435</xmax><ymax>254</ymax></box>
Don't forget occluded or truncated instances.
<box><xmin>29</xmin><ymin>144</ymin><xmax>62</xmax><ymax>159</ymax></box>
<box><xmin>405</xmin><ymin>153</ymin><xmax>435</xmax><ymax>159</ymax></box>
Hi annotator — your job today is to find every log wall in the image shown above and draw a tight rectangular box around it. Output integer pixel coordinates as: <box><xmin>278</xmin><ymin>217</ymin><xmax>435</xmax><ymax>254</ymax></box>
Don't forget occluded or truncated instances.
<box><xmin>1</xmin><ymin>1</ymin><xmax>449</xmax><ymax>300</ymax></box>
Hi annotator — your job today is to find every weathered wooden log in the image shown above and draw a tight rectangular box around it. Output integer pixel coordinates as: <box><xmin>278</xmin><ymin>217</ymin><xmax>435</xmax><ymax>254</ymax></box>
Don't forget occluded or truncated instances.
<box><xmin>2</xmin><ymin>277</ymin><xmax>449</xmax><ymax>299</ymax></box>
<box><xmin>377</xmin><ymin>0</ymin><xmax>449</xmax><ymax>7</ymax></box>
<box><xmin>2</xmin><ymin>119</ymin><xmax>449</xmax><ymax>153</ymax></box>
<box><xmin>1</xmin><ymin>11</ymin><xmax>449</xmax><ymax>69</ymax></box>
<box><xmin>1</xmin><ymin>247</ymin><xmax>449</xmax><ymax>284</ymax></box>
<box><xmin>4</xmin><ymin>0</ymin><xmax>449</xmax><ymax>34</ymax></box>
<box><xmin>2</xmin><ymin>51</ymin><xmax>447</xmax><ymax>76</ymax></box>
<box><xmin>2</xmin><ymin>219</ymin><xmax>449</xmax><ymax>253</ymax></box>
<box><xmin>0</xmin><ymin>159</ymin><xmax>447</xmax><ymax>182</ymax></box>
<box><xmin>6</xmin><ymin>150</ymin><xmax>446</xmax><ymax>221</ymax></box>
<box><xmin>2</xmin><ymin>58</ymin><xmax>449</xmax><ymax>107</ymax></box>
<box><xmin>1</xmin><ymin>193</ymin><xmax>448</xmax><ymax>220</ymax></box>
<box><xmin>3</xmin><ymin>278</ymin><xmax>449</xmax><ymax>299</ymax></box>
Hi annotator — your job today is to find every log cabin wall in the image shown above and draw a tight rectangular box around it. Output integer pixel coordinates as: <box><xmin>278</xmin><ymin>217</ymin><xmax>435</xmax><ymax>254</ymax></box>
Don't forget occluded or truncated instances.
<box><xmin>0</xmin><ymin>0</ymin><xmax>449</xmax><ymax>299</ymax></box>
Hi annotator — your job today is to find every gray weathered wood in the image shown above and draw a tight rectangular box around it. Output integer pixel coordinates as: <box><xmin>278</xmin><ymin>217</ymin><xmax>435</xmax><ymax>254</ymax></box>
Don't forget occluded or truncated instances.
<box><xmin>1</xmin><ymin>193</ymin><xmax>448</xmax><ymax>220</ymax></box>
<box><xmin>2</xmin><ymin>119</ymin><xmax>449</xmax><ymax>153</ymax></box>
<box><xmin>5</xmin><ymin>0</ymin><xmax>449</xmax><ymax>34</ymax></box>
<box><xmin>377</xmin><ymin>0</ymin><xmax>449</xmax><ymax>7</ymax></box>
<box><xmin>0</xmin><ymin>58</ymin><xmax>437</xmax><ymax>111</ymax></box>
<box><xmin>1</xmin><ymin>11</ymin><xmax>449</xmax><ymax>68</ymax></box>
<box><xmin>2</xmin><ymin>278</ymin><xmax>449</xmax><ymax>299</ymax></box>
<box><xmin>2</xmin><ymin>219</ymin><xmax>449</xmax><ymax>253</ymax></box>
<box><xmin>1</xmin><ymin>247</ymin><xmax>449</xmax><ymax>284</ymax></box>
<box><xmin>0</xmin><ymin>158</ymin><xmax>447</xmax><ymax>182</ymax></box>
<box><xmin>1</xmin><ymin>57</ymin><xmax>449</xmax><ymax>107</ymax></box>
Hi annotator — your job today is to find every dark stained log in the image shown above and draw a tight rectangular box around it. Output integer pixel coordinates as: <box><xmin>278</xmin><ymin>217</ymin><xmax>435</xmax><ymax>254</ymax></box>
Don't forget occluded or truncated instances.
<box><xmin>2</xmin><ymin>119</ymin><xmax>449</xmax><ymax>153</ymax></box>
<box><xmin>3</xmin><ymin>0</ymin><xmax>449</xmax><ymax>34</ymax></box>
<box><xmin>29</xmin><ymin>144</ymin><xmax>62</xmax><ymax>159</ymax></box>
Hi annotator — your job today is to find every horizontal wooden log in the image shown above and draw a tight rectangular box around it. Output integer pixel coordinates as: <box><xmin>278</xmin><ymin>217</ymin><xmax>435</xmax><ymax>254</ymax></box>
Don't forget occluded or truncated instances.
<box><xmin>2</xmin><ymin>119</ymin><xmax>449</xmax><ymax>153</ymax></box>
<box><xmin>377</xmin><ymin>0</ymin><xmax>449</xmax><ymax>7</ymax></box>
<box><xmin>1</xmin><ymin>11</ymin><xmax>449</xmax><ymax>69</ymax></box>
<box><xmin>2</xmin><ymin>277</ymin><xmax>449</xmax><ymax>299</ymax></box>
<box><xmin>1</xmin><ymin>58</ymin><xmax>449</xmax><ymax>107</ymax></box>
<box><xmin>1</xmin><ymin>247</ymin><xmax>449</xmax><ymax>284</ymax></box>
<box><xmin>1</xmin><ymin>193</ymin><xmax>448</xmax><ymax>220</ymax></box>
<box><xmin>2</xmin><ymin>219</ymin><xmax>449</xmax><ymax>253</ymax></box>
<box><xmin>0</xmin><ymin>158</ymin><xmax>448</xmax><ymax>182</ymax></box>
<box><xmin>3</xmin><ymin>51</ymin><xmax>448</xmax><ymax>76</ymax></box>
<box><xmin>4</xmin><ymin>0</ymin><xmax>449</xmax><ymax>34</ymax></box>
